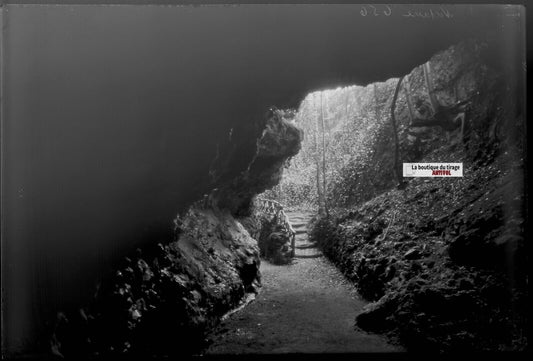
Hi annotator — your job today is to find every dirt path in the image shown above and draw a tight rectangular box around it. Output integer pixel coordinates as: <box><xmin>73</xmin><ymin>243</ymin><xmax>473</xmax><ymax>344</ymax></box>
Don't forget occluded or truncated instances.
<box><xmin>204</xmin><ymin>210</ymin><xmax>402</xmax><ymax>354</ymax></box>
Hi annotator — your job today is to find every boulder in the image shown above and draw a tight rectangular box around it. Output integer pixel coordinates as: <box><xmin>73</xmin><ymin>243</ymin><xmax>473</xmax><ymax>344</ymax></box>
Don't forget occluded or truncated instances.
<box><xmin>265</xmin><ymin>227</ymin><xmax>293</xmax><ymax>265</ymax></box>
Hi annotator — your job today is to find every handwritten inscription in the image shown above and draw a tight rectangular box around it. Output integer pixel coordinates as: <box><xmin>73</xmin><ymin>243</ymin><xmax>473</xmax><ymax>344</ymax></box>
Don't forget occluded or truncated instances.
<box><xmin>403</xmin><ymin>7</ymin><xmax>454</xmax><ymax>19</ymax></box>
<box><xmin>360</xmin><ymin>5</ymin><xmax>392</xmax><ymax>17</ymax></box>
<box><xmin>359</xmin><ymin>5</ymin><xmax>454</xmax><ymax>20</ymax></box>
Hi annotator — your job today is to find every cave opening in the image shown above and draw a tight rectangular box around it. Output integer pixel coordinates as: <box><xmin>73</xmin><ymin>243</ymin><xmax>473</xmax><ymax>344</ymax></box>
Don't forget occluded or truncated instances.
<box><xmin>219</xmin><ymin>34</ymin><xmax>526</xmax><ymax>355</ymax></box>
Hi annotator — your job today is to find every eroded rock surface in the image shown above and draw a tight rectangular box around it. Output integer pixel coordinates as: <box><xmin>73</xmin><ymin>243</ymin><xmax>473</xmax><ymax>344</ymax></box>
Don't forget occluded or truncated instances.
<box><xmin>310</xmin><ymin>151</ymin><xmax>526</xmax><ymax>352</ymax></box>
<box><xmin>213</xmin><ymin>109</ymin><xmax>302</xmax><ymax>216</ymax></box>
<box><xmin>51</xmin><ymin>110</ymin><xmax>302</xmax><ymax>357</ymax></box>
<box><xmin>307</xmin><ymin>38</ymin><xmax>526</xmax><ymax>352</ymax></box>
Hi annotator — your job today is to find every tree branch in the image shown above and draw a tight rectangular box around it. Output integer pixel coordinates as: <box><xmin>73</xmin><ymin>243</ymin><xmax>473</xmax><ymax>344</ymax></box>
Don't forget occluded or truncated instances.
<box><xmin>391</xmin><ymin>76</ymin><xmax>405</xmax><ymax>188</ymax></box>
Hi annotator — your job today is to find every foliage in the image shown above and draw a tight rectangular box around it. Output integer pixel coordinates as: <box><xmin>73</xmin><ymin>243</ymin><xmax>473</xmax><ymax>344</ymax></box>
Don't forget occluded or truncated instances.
<box><xmin>268</xmin><ymin>39</ymin><xmax>521</xmax><ymax>212</ymax></box>
<box><xmin>273</xmin><ymin>80</ymin><xmax>401</xmax><ymax>209</ymax></box>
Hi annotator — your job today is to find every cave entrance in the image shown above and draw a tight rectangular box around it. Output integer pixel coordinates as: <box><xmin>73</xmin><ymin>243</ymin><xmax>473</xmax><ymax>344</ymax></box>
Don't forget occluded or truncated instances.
<box><xmin>204</xmin><ymin>86</ymin><xmax>404</xmax><ymax>352</ymax></box>
<box><xmin>256</xmin><ymin>86</ymin><xmax>361</xmax><ymax>263</ymax></box>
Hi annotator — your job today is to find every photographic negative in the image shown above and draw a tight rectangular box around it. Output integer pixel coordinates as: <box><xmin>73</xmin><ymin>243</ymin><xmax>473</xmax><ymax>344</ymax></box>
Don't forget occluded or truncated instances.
<box><xmin>1</xmin><ymin>2</ymin><xmax>527</xmax><ymax>357</ymax></box>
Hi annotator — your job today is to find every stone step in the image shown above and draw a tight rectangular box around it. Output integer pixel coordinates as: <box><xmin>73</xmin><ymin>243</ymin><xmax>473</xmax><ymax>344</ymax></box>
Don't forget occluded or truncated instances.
<box><xmin>292</xmin><ymin>222</ymin><xmax>307</xmax><ymax>226</ymax></box>
<box><xmin>295</xmin><ymin>247</ymin><xmax>322</xmax><ymax>256</ymax></box>
<box><xmin>290</xmin><ymin>219</ymin><xmax>308</xmax><ymax>224</ymax></box>
<box><xmin>294</xmin><ymin>253</ymin><xmax>323</xmax><ymax>259</ymax></box>
<box><xmin>291</xmin><ymin>220</ymin><xmax>308</xmax><ymax>225</ymax></box>
<box><xmin>295</xmin><ymin>243</ymin><xmax>317</xmax><ymax>249</ymax></box>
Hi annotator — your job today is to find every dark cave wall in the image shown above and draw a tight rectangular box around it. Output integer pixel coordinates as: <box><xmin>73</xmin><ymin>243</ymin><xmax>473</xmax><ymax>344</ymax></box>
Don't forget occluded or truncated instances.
<box><xmin>52</xmin><ymin>202</ymin><xmax>262</xmax><ymax>357</ymax></box>
<box><xmin>50</xmin><ymin>110</ymin><xmax>302</xmax><ymax>357</ymax></box>
<box><xmin>213</xmin><ymin>109</ymin><xmax>303</xmax><ymax>216</ymax></box>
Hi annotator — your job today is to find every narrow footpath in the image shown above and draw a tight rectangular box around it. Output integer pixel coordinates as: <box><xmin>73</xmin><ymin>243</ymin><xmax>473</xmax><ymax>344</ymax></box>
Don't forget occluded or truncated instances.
<box><xmin>204</xmin><ymin>210</ymin><xmax>402</xmax><ymax>354</ymax></box>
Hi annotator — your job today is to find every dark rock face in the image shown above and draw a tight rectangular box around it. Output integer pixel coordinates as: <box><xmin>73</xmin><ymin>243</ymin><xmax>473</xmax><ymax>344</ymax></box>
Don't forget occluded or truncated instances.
<box><xmin>311</xmin><ymin>159</ymin><xmax>526</xmax><ymax>352</ymax></box>
<box><xmin>257</xmin><ymin>215</ymin><xmax>293</xmax><ymax>265</ymax></box>
<box><xmin>51</xmin><ymin>110</ymin><xmax>302</xmax><ymax>357</ymax></box>
<box><xmin>264</xmin><ymin>227</ymin><xmax>293</xmax><ymax>265</ymax></box>
<box><xmin>53</xmin><ymin>203</ymin><xmax>260</xmax><ymax>357</ymax></box>
<box><xmin>214</xmin><ymin>109</ymin><xmax>302</xmax><ymax>216</ymax></box>
<box><xmin>446</xmin><ymin>185</ymin><xmax>524</xmax><ymax>273</ymax></box>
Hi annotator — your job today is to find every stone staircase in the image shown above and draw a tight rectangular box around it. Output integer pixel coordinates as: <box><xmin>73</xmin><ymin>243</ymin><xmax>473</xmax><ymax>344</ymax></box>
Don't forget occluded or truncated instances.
<box><xmin>284</xmin><ymin>210</ymin><xmax>322</xmax><ymax>259</ymax></box>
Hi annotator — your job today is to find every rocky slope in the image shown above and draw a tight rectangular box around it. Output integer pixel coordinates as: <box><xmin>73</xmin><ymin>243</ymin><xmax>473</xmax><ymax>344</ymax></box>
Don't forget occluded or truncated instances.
<box><xmin>51</xmin><ymin>110</ymin><xmax>302</xmax><ymax>357</ymax></box>
<box><xmin>310</xmin><ymin>146</ymin><xmax>526</xmax><ymax>352</ymax></box>
<box><xmin>305</xmin><ymin>38</ymin><xmax>526</xmax><ymax>352</ymax></box>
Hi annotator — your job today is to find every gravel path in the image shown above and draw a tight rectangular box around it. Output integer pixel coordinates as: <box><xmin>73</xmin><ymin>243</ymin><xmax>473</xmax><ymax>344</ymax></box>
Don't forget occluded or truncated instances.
<box><xmin>203</xmin><ymin>211</ymin><xmax>402</xmax><ymax>354</ymax></box>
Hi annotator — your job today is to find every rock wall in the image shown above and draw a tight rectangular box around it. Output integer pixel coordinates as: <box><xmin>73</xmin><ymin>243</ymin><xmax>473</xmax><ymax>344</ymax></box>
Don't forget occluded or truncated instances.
<box><xmin>212</xmin><ymin>108</ymin><xmax>302</xmax><ymax>216</ymax></box>
<box><xmin>306</xmin><ymin>38</ymin><xmax>526</xmax><ymax>352</ymax></box>
<box><xmin>242</xmin><ymin>202</ymin><xmax>295</xmax><ymax>265</ymax></box>
<box><xmin>310</xmin><ymin>151</ymin><xmax>526</xmax><ymax>352</ymax></box>
<box><xmin>51</xmin><ymin>110</ymin><xmax>302</xmax><ymax>357</ymax></box>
